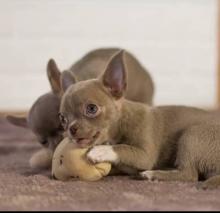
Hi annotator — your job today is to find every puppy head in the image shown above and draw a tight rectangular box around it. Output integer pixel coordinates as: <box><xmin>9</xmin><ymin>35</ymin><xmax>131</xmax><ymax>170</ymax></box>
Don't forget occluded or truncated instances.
<box><xmin>60</xmin><ymin>50</ymin><xmax>127</xmax><ymax>148</ymax></box>
<box><xmin>7</xmin><ymin>59</ymin><xmax>66</xmax><ymax>150</ymax></box>
<box><xmin>28</xmin><ymin>92</ymin><xmax>64</xmax><ymax>150</ymax></box>
<box><xmin>7</xmin><ymin>93</ymin><xmax>63</xmax><ymax>150</ymax></box>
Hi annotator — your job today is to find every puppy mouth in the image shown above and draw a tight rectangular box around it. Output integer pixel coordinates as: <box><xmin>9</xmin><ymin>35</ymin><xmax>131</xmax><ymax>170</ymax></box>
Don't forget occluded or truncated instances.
<box><xmin>75</xmin><ymin>131</ymin><xmax>100</xmax><ymax>148</ymax></box>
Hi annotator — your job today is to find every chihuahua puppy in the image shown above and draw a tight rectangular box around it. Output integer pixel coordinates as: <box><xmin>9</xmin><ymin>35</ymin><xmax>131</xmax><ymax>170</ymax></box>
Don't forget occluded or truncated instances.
<box><xmin>60</xmin><ymin>50</ymin><xmax>220</xmax><ymax>189</ymax></box>
<box><xmin>7</xmin><ymin>48</ymin><xmax>154</xmax><ymax>169</ymax></box>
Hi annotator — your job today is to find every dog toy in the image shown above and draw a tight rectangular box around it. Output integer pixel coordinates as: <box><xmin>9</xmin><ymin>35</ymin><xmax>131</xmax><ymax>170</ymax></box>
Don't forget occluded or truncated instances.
<box><xmin>52</xmin><ymin>137</ymin><xmax>111</xmax><ymax>181</ymax></box>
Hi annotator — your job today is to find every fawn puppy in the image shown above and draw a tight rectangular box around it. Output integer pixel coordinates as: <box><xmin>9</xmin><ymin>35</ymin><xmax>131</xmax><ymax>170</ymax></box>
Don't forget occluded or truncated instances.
<box><xmin>7</xmin><ymin>48</ymin><xmax>154</xmax><ymax>168</ymax></box>
<box><xmin>60</xmin><ymin>50</ymin><xmax>220</xmax><ymax>189</ymax></box>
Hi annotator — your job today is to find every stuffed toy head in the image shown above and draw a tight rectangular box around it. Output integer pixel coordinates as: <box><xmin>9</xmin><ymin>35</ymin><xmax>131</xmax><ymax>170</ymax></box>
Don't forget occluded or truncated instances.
<box><xmin>52</xmin><ymin>138</ymin><xmax>111</xmax><ymax>181</ymax></box>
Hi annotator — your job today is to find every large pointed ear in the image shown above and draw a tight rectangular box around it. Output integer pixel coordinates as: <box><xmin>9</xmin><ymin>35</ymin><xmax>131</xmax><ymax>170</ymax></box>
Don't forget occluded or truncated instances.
<box><xmin>6</xmin><ymin>115</ymin><xmax>28</xmax><ymax>128</ymax></box>
<box><xmin>60</xmin><ymin>71</ymin><xmax>77</xmax><ymax>93</ymax></box>
<box><xmin>101</xmin><ymin>50</ymin><xmax>127</xmax><ymax>99</ymax></box>
<box><xmin>47</xmin><ymin>59</ymin><xmax>62</xmax><ymax>95</ymax></box>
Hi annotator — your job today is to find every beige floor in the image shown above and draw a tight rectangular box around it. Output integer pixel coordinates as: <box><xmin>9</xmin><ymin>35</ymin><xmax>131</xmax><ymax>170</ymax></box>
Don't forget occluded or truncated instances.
<box><xmin>0</xmin><ymin>117</ymin><xmax>220</xmax><ymax>211</ymax></box>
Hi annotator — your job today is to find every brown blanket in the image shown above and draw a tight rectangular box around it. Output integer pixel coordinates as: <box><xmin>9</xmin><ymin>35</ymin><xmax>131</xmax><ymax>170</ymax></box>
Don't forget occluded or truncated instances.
<box><xmin>0</xmin><ymin>117</ymin><xmax>220</xmax><ymax>211</ymax></box>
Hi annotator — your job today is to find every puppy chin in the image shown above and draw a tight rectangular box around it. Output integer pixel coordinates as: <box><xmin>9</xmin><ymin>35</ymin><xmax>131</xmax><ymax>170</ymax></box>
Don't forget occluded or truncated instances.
<box><xmin>67</xmin><ymin>129</ymin><xmax>109</xmax><ymax>148</ymax></box>
<box><xmin>66</xmin><ymin>132</ymin><xmax>91</xmax><ymax>148</ymax></box>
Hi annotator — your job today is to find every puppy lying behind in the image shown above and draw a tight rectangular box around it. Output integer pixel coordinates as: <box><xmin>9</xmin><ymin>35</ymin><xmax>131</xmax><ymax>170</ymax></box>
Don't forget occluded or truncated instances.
<box><xmin>7</xmin><ymin>48</ymin><xmax>154</xmax><ymax>169</ymax></box>
<box><xmin>60</xmin><ymin>50</ymin><xmax>220</xmax><ymax>189</ymax></box>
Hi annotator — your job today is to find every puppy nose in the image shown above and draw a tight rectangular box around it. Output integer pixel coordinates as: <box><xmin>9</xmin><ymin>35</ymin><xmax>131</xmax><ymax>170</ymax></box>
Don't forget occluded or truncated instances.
<box><xmin>69</xmin><ymin>125</ymin><xmax>78</xmax><ymax>136</ymax></box>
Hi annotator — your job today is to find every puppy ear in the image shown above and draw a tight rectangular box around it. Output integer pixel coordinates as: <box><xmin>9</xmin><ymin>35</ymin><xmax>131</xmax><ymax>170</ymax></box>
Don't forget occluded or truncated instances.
<box><xmin>60</xmin><ymin>71</ymin><xmax>77</xmax><ymax>93</ymax></box>
<box><xmin>47</xmin><ymin>59</ymin><xmax>62</xmax><ymax>95</ymax></box>
<box><xmin>6</xmin><ymin>115</ymin><xmax>28</xmax><ymax>128</ymax></box>
<box><xmin>102</xmin><ymin>50</ymin><xmax>127</xmax><ymax>99</ymax></box>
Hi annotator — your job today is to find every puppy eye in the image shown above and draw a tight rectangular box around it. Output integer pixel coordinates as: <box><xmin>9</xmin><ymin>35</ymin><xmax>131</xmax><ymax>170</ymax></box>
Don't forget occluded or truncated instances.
<box><xmin>58</xmin><ymin>113</ymin><xmax>68</xmax><ymax>128</ymax></box>
<box><xmin>85</xmin><ymin>104</ymin><xmax>99</xmax><ymax>118</ymax></box>
<box><xmin>87</xmin><ymin>104</ymin><xmax>98</xmax><ymax>114</ymax></box>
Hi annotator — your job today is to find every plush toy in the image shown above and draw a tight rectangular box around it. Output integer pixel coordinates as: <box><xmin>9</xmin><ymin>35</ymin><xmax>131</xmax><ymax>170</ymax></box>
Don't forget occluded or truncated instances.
<box><xmin>52</xmin><ymin>137</ymin><xmax>111</xmax><ymax>181</ymax></box>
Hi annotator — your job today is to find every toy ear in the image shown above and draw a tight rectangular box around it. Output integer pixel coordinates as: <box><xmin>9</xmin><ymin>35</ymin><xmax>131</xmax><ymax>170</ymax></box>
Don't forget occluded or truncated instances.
<box><xmin>6</xmin><ymin>115</ymin><xmax>28</xmax><ymax>128</ymax></box>
<box><xmin>47</xmin><ymin>59</ymin><xmax>62</xmax><ymax>95</ymax></box>
<box><xmin>60</xmin><ymin>71</ymin><xmax>77</xmax><ymax>93</ymax></box>
<box><xmin>101</xmin><ymin>50</ymin><xmax>127</xmax><ymax>99</ymax></box>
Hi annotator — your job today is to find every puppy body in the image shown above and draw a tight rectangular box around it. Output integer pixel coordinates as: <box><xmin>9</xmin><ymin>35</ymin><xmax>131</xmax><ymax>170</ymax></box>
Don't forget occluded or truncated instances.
<box><xmin>60</xmin><ymin>50</ymin><xmax>220</xmax><ymax>189</ymax></box>
<box><xmin>109</xmin><ymin>103</ymin><xmax>215</xmax><ymax>171</ymax></box>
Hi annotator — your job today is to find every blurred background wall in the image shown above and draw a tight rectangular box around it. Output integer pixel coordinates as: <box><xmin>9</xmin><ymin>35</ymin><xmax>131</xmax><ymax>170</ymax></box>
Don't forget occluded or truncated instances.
<box><xmin>0</xmin><ymin>0</ymin><xmax>217</xmax><ymax>111</ymax></box>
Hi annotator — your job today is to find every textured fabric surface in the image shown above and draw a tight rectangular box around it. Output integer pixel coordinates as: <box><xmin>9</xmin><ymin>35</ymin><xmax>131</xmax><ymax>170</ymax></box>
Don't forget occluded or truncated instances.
<box><xmin>0</xmin><ymin>117</ymin><xmax>220</xmax><ymax>211</ymax></box>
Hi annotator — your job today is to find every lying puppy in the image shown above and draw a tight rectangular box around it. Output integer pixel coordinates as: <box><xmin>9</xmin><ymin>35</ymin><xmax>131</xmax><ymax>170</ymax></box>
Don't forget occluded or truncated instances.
<box><xmin>60</xmin><ymin>50</ymin><xmax>220</xmax><ymax>189</ymax></box>
<box><xmin>7</xmin><ymin>48</ymin><xmax>154</xmax><ymax>169</ymax></box>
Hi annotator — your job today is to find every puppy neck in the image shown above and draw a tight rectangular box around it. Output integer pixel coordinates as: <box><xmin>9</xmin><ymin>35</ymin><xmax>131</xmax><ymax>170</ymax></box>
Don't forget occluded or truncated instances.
<box><xmin>109</xmin><ymin>98</ymin><xmax>152</xmax><ymax>140</ymax></box>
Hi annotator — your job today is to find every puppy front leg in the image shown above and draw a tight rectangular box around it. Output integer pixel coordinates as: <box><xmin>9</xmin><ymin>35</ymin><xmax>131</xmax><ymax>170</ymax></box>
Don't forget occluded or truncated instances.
<box><xmin>87</xmin><ymin>144</ymin><xmax>157</xmax><ymax>171</ymax></box>
<box><xmin>29</xmin><ymin>148</ymin><xmax>53</xmax><ymax>169</ymax></box>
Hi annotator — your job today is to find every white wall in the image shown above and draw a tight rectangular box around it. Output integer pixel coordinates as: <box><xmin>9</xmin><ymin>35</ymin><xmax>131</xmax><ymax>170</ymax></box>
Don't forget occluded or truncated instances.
<box><xmin>0</xmin><ymin>0</ymin><xmax>217</xmax><ymax>110</ymax></box>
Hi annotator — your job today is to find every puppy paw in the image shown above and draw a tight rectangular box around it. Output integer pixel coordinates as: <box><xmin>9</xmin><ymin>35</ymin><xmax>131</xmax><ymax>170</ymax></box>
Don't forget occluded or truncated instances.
<box><xmin>137</xmin><ymin>170</ymin><xmax>157</xmax><ymax>181</ymax></box>
<box><xmin>29</xmin><ymin>148</ymin><xmax>53</xmax><ymax>170</ymax></box>
<box><xmin>87</xmin><ymin>145</ymin><xmax>119</xmax><ymax>164</ymax></box>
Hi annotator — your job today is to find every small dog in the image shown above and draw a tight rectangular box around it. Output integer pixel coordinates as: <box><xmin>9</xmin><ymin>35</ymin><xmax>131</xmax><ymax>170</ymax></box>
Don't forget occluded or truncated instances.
<box><xmin>7</xmin><ymin>48</ymin><xmax>154</xmax><ymax>168</ymax></box>
<box><xmin>60</xmin><ymin>50</ymin><xmax>220</xmax><ymax>189</ymax></box>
